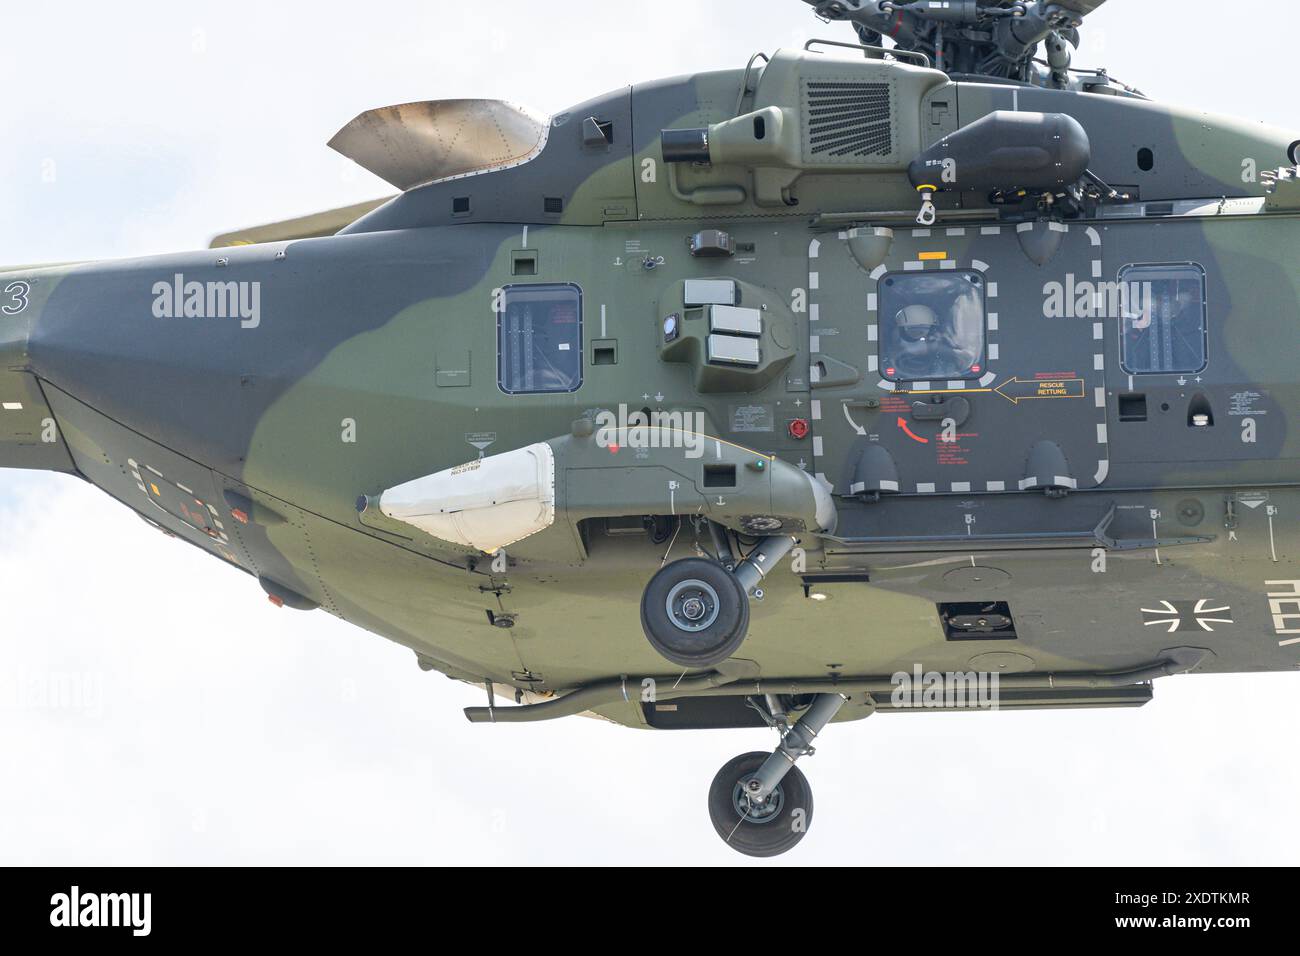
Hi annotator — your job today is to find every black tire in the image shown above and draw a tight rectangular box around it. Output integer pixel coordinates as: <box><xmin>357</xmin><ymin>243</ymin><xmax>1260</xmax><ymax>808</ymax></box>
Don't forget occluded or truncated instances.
<box><xmin>708</xmin><ymin>751</ymin><xmax>813</xmax><ymax>858</ymax></box>
<box><xmin>640</xmin><ymin>557</ymin><xmax>749</xmax><ymax>668</ymax></box>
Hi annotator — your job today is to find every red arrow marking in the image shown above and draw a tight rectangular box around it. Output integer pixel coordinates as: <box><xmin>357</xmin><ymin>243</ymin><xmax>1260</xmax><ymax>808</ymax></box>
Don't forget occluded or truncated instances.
<box><xmin>896</xmin><ymin>417</ymin><xmax>929</xmax><ymax>444</ymax></box>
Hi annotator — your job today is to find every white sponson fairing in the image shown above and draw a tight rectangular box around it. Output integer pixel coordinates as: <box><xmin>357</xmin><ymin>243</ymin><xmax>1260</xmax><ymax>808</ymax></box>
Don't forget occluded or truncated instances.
<box><xmin>379</xmin><ymin>442</ymin><xmax>556</xmax><ymax>554</ymax></box>
<box><xmin>807</xmin><ymin>472</ymin><xmax>836</xmax><ymax>536</ymax></box>
<box><xmin>379</xmin><ymin>436</ymin><xmax>835</xmax><ymax>555</ymax></box>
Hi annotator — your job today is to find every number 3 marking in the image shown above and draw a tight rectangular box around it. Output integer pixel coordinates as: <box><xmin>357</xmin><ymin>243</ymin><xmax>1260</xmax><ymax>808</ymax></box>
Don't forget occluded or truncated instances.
<box><xmin>3</xmin><ymin>280</ymin><xmax>30</xmax><ymax>315</ymax></box>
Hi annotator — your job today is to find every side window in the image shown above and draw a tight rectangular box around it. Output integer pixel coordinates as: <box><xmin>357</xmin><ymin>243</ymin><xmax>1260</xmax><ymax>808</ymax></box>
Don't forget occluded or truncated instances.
<box><xmin>1119</xmin><ymin>263</ymin><xmax>1207</xmax><ymax>375</ymax></box>
<box><xmin>497</xmin><ymin>283</ymin><xmax>583</xmax><ymax>394</ymax></box>
<box><xmin>879</xmin><ymin>271</ymin><xmax>986</xmax><ymax>382</ymax></box>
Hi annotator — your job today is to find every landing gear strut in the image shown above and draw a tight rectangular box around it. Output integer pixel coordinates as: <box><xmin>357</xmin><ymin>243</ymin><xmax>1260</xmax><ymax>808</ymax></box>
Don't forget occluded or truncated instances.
<box><xmin>708</xmin><ymin>692</ymin><xmax>846</xmax><ymax>857</ymax></box>
<box><xmin>640</xmin><ymin>534</ymin><xmax>796</xmax><ymax>668</ymax></box>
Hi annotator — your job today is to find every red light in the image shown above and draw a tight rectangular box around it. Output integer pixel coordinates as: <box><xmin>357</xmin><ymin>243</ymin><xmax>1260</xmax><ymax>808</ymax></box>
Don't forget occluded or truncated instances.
<box><xmin>788</xmin><ymin>419</ymin><xmax>810</xmax><ymax>440</ymax></box>
<box><xmin>608</xmin><ymin>443</ymin><xmax>620</xmax><ymax>454</ymax></box>
<box><xmin>267</xmin><ymin>594</ymin><xmax>284</xmax><ymax>608</ymax></box>
<box><xmin>231</xmin><ymin>508</ymin><xmax>249</xmax><ymax>524</ymax></box>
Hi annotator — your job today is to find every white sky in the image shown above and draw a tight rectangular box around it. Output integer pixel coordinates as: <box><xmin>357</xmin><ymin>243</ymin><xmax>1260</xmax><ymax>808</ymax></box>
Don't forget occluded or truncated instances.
<box><xmin>2</xmin><ymin>0</ymin><xmax>1298</xmax><ymax>865</ymax></box>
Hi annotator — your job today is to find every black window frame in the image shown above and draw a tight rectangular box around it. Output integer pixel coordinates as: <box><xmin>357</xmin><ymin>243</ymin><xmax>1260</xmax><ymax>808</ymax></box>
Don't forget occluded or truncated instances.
<box><xmin>496</xmin><ymin>282</ymin><xmax>584</xmax><ymax>395</ymax></box>
<box><xmin>1118</xmin><ymin>261</ymin><xmax>1209</xmax><ymax>377</ymax></box>
<box><xmin>877</xmin><ymin>269</ymin><xmax>989</xmax><ymax>383</ymax></box>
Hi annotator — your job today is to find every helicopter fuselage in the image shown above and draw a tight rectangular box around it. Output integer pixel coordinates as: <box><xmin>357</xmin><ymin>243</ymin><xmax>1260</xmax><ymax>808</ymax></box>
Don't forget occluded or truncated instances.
<box><xmin>3</xmin><ymin>47</ymin><xmax>1299</xmax><ymax>732</ymax></box>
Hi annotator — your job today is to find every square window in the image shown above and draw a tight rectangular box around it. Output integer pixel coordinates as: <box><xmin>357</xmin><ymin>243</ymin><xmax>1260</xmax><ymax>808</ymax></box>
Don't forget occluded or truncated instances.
<box><xmin>878</xmin><ymin>271</ymin><xmax>987</xmax><ymax>382</ymax></box>
<box><xmin>511</xmin><ymin>252</ymin><xmax>538</xmax><ymax>276</ymax></box>
<box><xmin>1119</xmin><ymin>263</ymin><xmax>1207</xmax><ymax>375</ymax></box>
<box><xmin>497</xmin><ymin>284</ymin><xmax>582</xmax><ymax>394</ymax></box>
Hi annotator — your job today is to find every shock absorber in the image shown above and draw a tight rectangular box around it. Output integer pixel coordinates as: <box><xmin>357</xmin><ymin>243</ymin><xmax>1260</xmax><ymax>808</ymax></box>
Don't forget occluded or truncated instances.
<box><xmin>743</xmin><ymin>693</ymin><xmax>848</xmax><ymax>804</ymax></box>
<box><xmin>732</xmin><ymin>534</ymin><xmax>798</xmax><ymax>597</ymax></box>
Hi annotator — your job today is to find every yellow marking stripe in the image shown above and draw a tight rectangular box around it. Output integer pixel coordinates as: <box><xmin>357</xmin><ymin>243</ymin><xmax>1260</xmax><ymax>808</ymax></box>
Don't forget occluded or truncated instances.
<box><xmin>900</xmin><ymin>388</ymin><xmax>992</xmax><ymax>395</ymax></box>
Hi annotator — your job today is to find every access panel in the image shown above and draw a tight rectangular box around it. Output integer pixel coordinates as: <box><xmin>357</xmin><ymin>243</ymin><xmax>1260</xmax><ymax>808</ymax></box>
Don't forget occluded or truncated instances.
<box><xmin>807</xmin><ymin>221</ymin><xmax>1113</xmax><ymax>501</ymax></box>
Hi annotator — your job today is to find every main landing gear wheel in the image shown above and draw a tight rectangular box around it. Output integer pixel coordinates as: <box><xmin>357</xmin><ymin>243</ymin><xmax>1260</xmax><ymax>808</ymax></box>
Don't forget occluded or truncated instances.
<box><xmin>707</xmin><ymin>693</ymin><xmax>847</xmax><ymax>857</ymax></box>
<box><xmin>708</xmin><ymin>751</ymin><xmax>813</xmax><ymax>858</ymax></box>
<box><xmin>640</xmin><ymin>558</ymin><xmax>749</xmax><ymax>668</ymax></box>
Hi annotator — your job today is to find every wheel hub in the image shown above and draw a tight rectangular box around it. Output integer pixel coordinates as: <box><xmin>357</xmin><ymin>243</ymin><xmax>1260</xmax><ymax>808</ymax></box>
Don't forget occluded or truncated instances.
<box><xmin>665</xmin><ymin>579</ymin><xmax>721</xmax><ymax>632</ymax></box>
<box><xmin>732</xmin><ymin>778</ymin><xmax>784</xmax><ymax>824</ymax></box>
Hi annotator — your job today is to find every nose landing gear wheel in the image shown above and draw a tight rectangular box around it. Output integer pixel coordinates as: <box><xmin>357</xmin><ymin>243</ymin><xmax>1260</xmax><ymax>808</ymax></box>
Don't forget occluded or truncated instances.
<box><xmin>707</xmin><ymin>751</ymin><xmax>813</xmax><ymax>858</ymax></box>
<box><xmin>640</xmin><ymin>558</ymin><xmax>749</xmax><ymax>668</ymax></box>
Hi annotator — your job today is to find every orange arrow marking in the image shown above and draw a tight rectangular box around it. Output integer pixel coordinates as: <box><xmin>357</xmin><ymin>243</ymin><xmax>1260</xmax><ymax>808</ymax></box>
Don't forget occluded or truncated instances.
<box><xmin>896</xmin><ymin>417</ymin><xmax>930</xmax><ymax>444</ymax></box>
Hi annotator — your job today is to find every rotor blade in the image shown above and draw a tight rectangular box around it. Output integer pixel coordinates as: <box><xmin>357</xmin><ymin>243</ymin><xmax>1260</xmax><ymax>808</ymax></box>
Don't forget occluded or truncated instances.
<box><xmin>208</xmin><ymin>197</ymin><xmax>393</xmax><ymax>249</ymax></box>
<box><xmin>0</xmin><ymin>260</ymin><xmax>83</xmax><ymax>272</ymax></box>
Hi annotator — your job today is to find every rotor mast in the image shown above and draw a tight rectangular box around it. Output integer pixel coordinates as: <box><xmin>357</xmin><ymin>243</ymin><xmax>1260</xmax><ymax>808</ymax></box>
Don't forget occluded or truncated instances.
<box><xmin>802</xmin><ymin>1</ymin><xmax>1102</xmax><ymax>87</ymax></box>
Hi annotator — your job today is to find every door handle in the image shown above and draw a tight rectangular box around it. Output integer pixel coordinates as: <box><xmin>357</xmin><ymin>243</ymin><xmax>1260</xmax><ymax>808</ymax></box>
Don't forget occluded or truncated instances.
<box><xmin>910</xmin><ymin>396</ymin><xmax>970</xmax><ymax>426</ymax></box>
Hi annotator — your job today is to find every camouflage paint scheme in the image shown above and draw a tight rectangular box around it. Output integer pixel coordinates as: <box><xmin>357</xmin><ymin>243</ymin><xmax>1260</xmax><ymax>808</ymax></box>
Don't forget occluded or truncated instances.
<box><xmin>3</xmin><ymin>42</ymin><xmax>1299</xmax><ymax>733</ymax></box>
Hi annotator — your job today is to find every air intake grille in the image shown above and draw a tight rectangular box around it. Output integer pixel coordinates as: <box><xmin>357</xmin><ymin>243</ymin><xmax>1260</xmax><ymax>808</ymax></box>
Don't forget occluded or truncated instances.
<box><xmin>803</xmin><ymin>80</ymin><xmax>895</xmax><ymax>164</ymax></box>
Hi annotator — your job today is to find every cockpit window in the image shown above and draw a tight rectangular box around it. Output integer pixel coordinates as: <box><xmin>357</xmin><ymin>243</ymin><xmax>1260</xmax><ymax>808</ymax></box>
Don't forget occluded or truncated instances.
<box><xmin>1119</xmin><ymin>263</ymin><xmax>1207</xmax><ymax>375</ymax></box>
<box><xmin>879</xmin><ymin>271</ymin><xmax>986</xmax><ymax>382</ymax></box>
<box><xmin>497</xmin><ymin>283</ymin><xmax>583</xmax><ymax>394</ymax></box>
